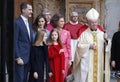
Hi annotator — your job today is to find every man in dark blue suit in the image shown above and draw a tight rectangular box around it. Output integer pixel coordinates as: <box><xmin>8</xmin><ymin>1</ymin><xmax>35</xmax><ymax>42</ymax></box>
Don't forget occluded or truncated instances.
<box><xmin>14</xmin><ymin>2</ymin><xmax>34</xmax><ymax>82</ymax></box>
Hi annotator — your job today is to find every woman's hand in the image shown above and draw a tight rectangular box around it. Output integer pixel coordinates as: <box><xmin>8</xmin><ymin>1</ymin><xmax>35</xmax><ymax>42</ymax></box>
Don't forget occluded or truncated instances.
<box><xmin>33</xmin><ymin>72</ymin><xmax>38</xmax><ymax>79</ymax></box>
<box><xmin>62</xmin><ymin>70</ymin><xmax>65</xmax><ymax>74</ymax></box>
<box><xmin>111</xmin><ymin>61</ymin><xmax>116</xmax><ymax>68</ymax></box>
<box><xmin>68</xmin><ymin>60</ymin><xmax>72</xmax><ymax>68</ymax></box>
<box><xmin>59</xmin><ymin>49</ymin><xmax>64</xmax><ymax>54</ymax></box>
<box><xmin>49</xmin><ymin>72</ymin><xmax>53</xmax><ymax>77</ymax></box>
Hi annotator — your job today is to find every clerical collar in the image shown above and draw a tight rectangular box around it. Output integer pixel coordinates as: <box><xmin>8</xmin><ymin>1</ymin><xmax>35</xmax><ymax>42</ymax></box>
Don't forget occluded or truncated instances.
<box><xmin>69</xmin><ymin>21</ymin><xmax>78</xmax><ymax>25</ymax></box>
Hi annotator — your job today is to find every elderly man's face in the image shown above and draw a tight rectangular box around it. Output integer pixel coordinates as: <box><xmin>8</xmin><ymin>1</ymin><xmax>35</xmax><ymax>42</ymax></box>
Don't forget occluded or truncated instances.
<box><xmin>71</xmin><ymin>15</ymin><xmax>78</xmax><ymax>22</ymax></box>
<box><xmin>70</xmin><ymin>12</ymin><xmax>78</xmax><ymax>23</ymax></box>
<box><xmin>88</xmin><ymin>19</ymin><xmax>98</xmax><ymax>30</ymax></box>
<box><xmin>44</xmin><ymin>12</ymin><xmax>51</xmax><ymax>23</ymax></box>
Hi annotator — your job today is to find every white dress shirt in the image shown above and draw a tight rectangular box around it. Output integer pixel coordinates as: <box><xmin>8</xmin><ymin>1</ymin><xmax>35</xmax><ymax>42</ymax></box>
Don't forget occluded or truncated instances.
<box><xmin>21</xmin><ymin>15</ymin><xmax>30</xmax><ymax>39</ymax></box>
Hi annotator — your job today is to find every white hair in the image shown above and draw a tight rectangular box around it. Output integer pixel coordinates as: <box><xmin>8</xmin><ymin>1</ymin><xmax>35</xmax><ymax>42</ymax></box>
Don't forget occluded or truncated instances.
<box><xmin>70</xmin><ymin>11</ymin><xmax>78</xmax><ymax>16</ymax></box>
<box><xmin>41</xmin><ymin>8</ymin><xmax>51</xmax><ymax>15</ymax></box>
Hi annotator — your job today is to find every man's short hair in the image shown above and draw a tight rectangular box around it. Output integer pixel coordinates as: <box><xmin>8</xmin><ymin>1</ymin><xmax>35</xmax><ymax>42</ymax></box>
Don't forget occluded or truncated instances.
<box><xmin>20</xmin><ymin>2</ymin><xmax>31</xmax><ymax>13</ymax></box>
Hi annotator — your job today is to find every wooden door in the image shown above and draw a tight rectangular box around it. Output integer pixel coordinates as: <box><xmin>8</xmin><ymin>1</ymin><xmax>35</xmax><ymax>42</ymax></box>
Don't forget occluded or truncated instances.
<box><xmin>65</xmin><ymin>0</ymin><xmax>105</xmax><ymax>28</ymax></box>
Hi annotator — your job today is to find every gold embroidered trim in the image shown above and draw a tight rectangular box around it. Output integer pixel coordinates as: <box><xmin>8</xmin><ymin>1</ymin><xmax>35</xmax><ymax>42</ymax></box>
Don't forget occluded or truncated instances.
<box><xmin>92</xmin><ymin>32</ymin><xmax>98</xmax><ymax>82</ymax></box>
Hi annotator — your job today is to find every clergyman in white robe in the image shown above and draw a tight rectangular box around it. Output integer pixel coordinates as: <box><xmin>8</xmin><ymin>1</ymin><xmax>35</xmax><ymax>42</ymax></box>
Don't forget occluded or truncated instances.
<box><xmin>73</xmin><ymin>27</ymin><xmax>110</xmax><ymax>82</ymax></box>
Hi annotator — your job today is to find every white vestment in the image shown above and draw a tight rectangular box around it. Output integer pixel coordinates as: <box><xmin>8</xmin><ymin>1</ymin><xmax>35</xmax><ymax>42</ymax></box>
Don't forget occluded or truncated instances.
<box><xmin>73</xmin><ymin>28</ymin><xmax>111</xmax><ymax>82</ymax></box>
<box><xmin>71</xmin><ymin>39</ymin><xmax>78</xmax><ymax>61</ymax></box>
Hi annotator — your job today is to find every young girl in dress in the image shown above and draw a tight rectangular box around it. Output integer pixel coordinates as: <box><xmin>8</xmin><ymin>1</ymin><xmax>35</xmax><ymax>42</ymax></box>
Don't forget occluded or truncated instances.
<box><xmin>48</xmin><ymin>28</ymin><xmax>65</xmax><ymax>82</ymax></box>
<box><xmin>50</xmin><ymin>13</ymin><xmax>71</xmax><ymax>77</ymax></box>
<box><xmin>29</xmin><ymin>30</ymin><xmax>51</xmax><ymax>82</ymax></box>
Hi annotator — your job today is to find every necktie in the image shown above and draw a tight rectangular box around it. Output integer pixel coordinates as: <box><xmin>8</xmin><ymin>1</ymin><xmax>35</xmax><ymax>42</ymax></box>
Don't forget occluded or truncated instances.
<box><xmin>25</xmin><ymin>20</ymin><xmax>30</xmax><ymax>39</ymax></box>
<box><xmin>92</xmin><ymin>32</ymin><xmax>98</xmax><ymax>82</ymax></box>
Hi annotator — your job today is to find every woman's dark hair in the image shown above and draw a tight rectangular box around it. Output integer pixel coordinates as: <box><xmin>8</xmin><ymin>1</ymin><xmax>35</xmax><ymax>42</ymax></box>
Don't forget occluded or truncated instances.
<box><xmin>33</xmin><ymin>14</ymin><xmax>47</xmax><ymax>32</ymax></box>
<box><xmin>48</xmin><ymin>28</ymin><xmax>63</xmax><ymax>48</ymax></box>
<box><xmin>50</xmin><ymin>13</ymin><xmax>64</xmax><ymax>28</ymax></box>
<box><xmin>20</xmin><ymin>2</ymin><xmax>31</xmax><ymax>13</ymax></box>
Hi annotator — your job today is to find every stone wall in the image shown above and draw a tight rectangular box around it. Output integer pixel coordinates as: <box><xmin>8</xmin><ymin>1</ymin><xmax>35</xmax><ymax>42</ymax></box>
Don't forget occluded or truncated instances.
<box><xmin>33</xmin><ymin>0</ymin><xmax>65</xmax><ymax>21</ymax></box>
<box><xmin>105</xmin><ymin>0</ymin><xmax>120</xmax><ymax>39</ymax></box>
<box><xmin>14</xmin><ymin>0</ymin><xmax>105</xmax><ymax>25</ymax></box>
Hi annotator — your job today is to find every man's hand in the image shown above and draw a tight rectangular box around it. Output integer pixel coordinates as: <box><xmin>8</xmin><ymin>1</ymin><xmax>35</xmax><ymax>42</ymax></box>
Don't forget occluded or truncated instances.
<box><xmin>104</xmin><ymin>32</ymin><xmax>108</xmax><ymax>40</ymax></box>
<box><xmin>17</xmin><ymin>58</ymin><xmax>24</xmax><ymax>65</ymax></box>
<box><xmin>90</xmin><ymin>43</ymin><xmax>97</xmax><ymax>50</ymax></box>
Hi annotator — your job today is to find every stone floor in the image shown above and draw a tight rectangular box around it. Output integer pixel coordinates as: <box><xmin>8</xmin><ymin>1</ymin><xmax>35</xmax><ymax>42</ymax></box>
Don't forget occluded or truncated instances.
<box><xmin>110</xmin><ymin>78</ymin><xmax>117</xmax><ymax>82</ymax></box>
<box><xmin>110</xmin><ymin>77</ymin><xmax>117</xmax><ymax>82</ymax></box>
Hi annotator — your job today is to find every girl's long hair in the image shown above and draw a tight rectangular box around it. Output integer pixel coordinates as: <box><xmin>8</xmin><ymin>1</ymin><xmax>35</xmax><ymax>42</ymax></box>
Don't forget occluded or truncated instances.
<box><xmin>33</xmin><ymin>29</ymin><xmax>46</xmax><ymax>46</ymax></box>
<box><xmin>48</xmin><ymin>28</ymin><xmax>63</xmax><ymax>48</ymax></box>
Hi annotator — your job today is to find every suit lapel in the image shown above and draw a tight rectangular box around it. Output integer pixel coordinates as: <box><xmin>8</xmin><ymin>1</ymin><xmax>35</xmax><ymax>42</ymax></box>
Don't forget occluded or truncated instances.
<box><xmin>29</xmin><ymin>22</ymin><xmax>32</xmax><ymax>42</ymax></box>
<box><xmin>19</xmin><ymin>17</ymin><xmax>30</xmax><ymax>41</ymax></box>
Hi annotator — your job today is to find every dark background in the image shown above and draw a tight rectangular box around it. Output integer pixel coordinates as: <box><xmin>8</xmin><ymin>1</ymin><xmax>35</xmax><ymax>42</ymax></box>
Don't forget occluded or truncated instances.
<box><xmin>0</xmin><ymin>0</ymin><xmax>14</xmax><ymax>82</ymax></box>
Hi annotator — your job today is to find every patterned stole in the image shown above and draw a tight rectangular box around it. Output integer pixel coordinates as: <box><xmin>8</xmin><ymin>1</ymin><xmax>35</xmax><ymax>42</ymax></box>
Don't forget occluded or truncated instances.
<box><xmin>92</xmin><ymin>32</ymin><xmax>98</xmax><ymax>82</ymax></box>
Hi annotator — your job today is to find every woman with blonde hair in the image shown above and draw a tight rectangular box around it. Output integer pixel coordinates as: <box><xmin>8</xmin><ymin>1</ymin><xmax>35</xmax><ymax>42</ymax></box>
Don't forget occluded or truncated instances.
<box><xmin>29</xmin><ymin>30</ymin><xmax>51</xmax><ymax>82</ymax></box>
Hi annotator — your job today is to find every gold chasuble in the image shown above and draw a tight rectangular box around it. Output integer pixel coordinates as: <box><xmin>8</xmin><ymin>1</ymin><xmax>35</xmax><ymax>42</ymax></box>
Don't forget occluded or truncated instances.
<box><xmin>73</xmin><ymin>27</ymin><xmax>110</xmax><ymax>82</ymax></box>
<box><xmin>92</xmin><ymin>32</ymin><xmax>98</xmax><ymax>82</ymax></box>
